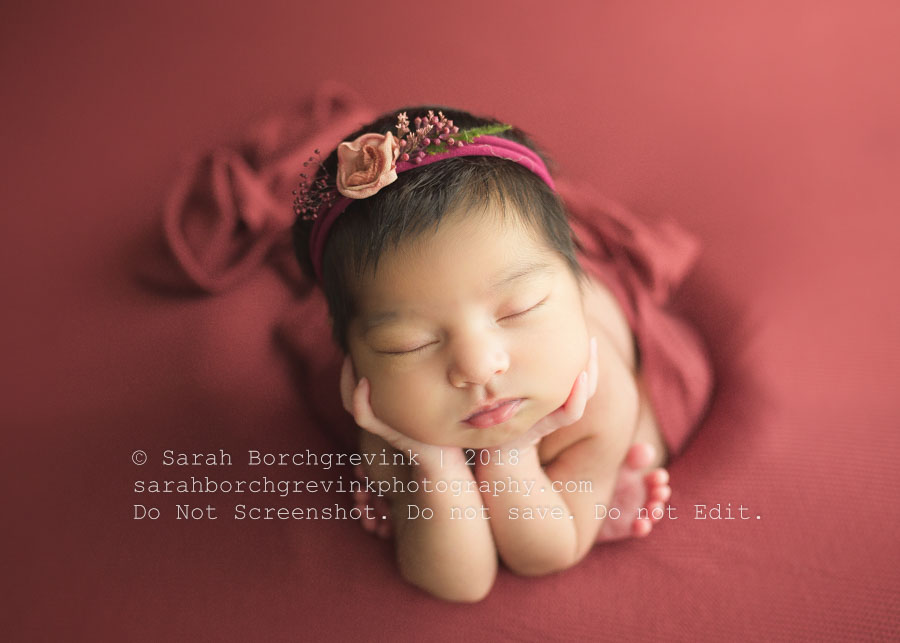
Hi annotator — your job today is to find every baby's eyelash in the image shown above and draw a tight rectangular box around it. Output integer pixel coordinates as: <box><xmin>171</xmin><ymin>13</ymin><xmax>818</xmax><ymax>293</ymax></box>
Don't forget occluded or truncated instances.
<box><xmin>501</xmin><ymin>297</ymin><xmax>548</xmax><ymax>321</ymax></box>
<box><xmin>380</xmin><ymin>341</ymin><xmax>437</xmax><ymax>356</ymax></box>
<box><xmin>378</xmin><ymin>297</ymin><xmax>549</xmax><ymax>355</ymax></box>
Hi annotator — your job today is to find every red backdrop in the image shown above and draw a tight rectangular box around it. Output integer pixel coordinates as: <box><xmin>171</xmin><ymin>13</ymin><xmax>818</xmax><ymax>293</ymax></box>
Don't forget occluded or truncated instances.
<box><xmin>3</xmin><ymin>2</ymin><xmax>899</xmax><ymax>640</ymax></box>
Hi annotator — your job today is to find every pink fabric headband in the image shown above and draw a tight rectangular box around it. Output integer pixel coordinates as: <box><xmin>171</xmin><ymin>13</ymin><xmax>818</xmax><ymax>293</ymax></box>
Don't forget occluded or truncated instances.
<box><xmin>300</xmin><ymin>117</ymin><xmax>555</xmax><ymax>283</ymax></box>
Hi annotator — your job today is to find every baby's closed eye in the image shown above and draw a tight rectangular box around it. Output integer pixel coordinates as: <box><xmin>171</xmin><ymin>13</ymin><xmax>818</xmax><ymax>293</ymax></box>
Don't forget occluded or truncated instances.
<box><xmin>498</xmin><ymin>296</ymin><xmax>549</xmax><ymax>322</ymax></box>
<box><xmin>377</xmin><ymin>341</ymin><xmax>438</xmax><ymax>356</ymax></box>
<box><xmin>369</xmin><ymin>292</ymin><xmax>552</xmax><ymax>356</ymax></box>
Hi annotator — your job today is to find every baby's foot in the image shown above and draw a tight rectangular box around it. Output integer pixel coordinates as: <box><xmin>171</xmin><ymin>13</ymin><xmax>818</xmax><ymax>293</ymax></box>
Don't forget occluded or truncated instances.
<box><xmin>595</xmin><ymin>443</ymin><xmax>671</xmax><ymax>542</ymax></box>
<box><xmin>353</xmin><ymin>465</ymin><xmax>393</xmax><ymax>539</ymax></box>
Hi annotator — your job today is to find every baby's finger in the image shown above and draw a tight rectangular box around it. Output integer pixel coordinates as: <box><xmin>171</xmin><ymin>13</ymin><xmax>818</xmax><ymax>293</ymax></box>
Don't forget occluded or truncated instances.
<box><xmin>553</xmin><ymin>370</ymin><xmax>589</xmax><ymax>429</ymax></box>
<box><xmin>569</xmin><ymin>370</ymin><xmax>590</xmax><ymax>423</ymax></box>
<box><xmin>351</xmin><ymin>376</ymin><xmax>376</xmax><ymax>427</ymax></box>
<box><xmin>340</xmin><ymin>355</ymin><xmax>356</xmax><ymax>414</ymax></box>
<box><xmin>351</xmin><ymin>377</ymin><xmax>393</xmax><ymax>439</ymax></box>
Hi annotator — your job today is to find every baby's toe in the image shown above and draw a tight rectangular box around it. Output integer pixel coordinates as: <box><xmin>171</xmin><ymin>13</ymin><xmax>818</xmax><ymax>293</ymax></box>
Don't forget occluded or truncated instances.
<box><xmin>632</xmin><ymin>517</ymin><xmax>653</xmax><ymax>538</ymax></box>
<box><xmin>649</xmin><ymin>484</ymin><xmax>671</xmax><ymax>503</ymax></box>
<box><xmin>625</xmin><ymin>443</ymin><xmax>656</xmax><ymax>470</ymax></box>
<box><xmin>645</xmin><ymin>501</ymin><xmax>667</xmax><ymax>522</ymax></box>
<box><xmin>644</xmin><ymin>467</ymin><xmax>669</xmax><ymax>487</ymax></box>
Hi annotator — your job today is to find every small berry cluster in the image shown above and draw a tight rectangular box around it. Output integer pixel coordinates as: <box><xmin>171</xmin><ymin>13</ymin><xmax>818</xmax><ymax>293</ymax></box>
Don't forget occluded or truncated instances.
<box><xmin>292</xmin><ymin>149</ymin><xmax>336</xmax><ymax>221</ymax></box>
<box><xmin>395</xmin><ymin>110</ymin><xmax>462</xmax><ymax>163</ymax></box>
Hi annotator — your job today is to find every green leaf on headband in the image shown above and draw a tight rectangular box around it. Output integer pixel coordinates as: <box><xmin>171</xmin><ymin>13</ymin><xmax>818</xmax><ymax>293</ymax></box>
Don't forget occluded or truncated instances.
<box><xmin>455</xmin><ymin>123</ymin><xmax>513</xmax><ymax>142</ymax></box>
<box><xmin>426</xmin><ymin>123</ymin><xmax>514</xmax><ymax>154</ymax></box>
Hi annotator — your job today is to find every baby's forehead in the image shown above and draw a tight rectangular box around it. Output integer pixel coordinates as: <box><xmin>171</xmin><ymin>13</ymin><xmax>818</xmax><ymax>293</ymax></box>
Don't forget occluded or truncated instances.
<box><xmin>352</xmin><ymin>255</ymin><xmax>558</xmax><ymax>337</ymax></box>
<box><xmin>380</xmin><ymin>225</ymin><xmax>551</xmax><ymax>274</ymax></box>
<box><xmin>354</xmin><ymin>252</ymin><xmax>558</xmax><ymax>316</ymax></box>
<box><xmin>396</xmin><ymin>206</ymin><xmax>549</xmax><ymax>260</ymax></box>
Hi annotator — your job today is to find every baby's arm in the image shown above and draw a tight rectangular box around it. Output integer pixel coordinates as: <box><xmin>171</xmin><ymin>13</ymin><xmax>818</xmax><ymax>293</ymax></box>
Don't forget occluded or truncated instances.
<box><xmin>368</xmin><ymin>438</ymin><xmax>497</xmax><ymax>602</ymax></box>
<box><xmin>476</xmin><ymin>338</ymin><xmax>638</xmax><ymax>574</ymax></box>
<box><xmin>345</xmin><ymin>365</ymin><xmax>497</xmax><ymax>603</ymax></box>
<box><xmin>475</xmin><ymin>444</ymin><xmax>578</xmax><ymax>574</ymax></box>
<box><xmin>476</xmin><ymin>425</ymin><xmax>633</xmax><ymax>577</ymax></box>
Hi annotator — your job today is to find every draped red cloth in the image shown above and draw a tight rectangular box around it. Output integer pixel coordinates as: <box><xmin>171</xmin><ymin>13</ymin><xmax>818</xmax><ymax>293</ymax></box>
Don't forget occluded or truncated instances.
<box><xmin>563</xmin><ymin>181</ymin><xmax>714</xmax><ymax>456</ymax></box>
<box><xmin>10</xmin><ymin>3</ymin><xmax>900</xmax><ymax>638</ymax></box>
<box><xmin>160</xmin><ymin>80</ymin><xmax>375</xmax><ymax>294</ymax></box>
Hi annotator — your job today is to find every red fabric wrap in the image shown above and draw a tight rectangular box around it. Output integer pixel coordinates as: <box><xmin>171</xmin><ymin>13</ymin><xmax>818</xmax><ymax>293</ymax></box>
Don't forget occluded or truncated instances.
<box><xmin>560</xmin><ymin>181</ymin><xmax>713</xmax><ymax>456</ymax></box>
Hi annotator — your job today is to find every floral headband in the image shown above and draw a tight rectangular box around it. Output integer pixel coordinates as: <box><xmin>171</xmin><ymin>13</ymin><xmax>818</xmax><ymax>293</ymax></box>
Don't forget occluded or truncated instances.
<box><xmin>293</xmin><ymin>110</ymin><xmax>555</xmax><ymax>282</ymax></box>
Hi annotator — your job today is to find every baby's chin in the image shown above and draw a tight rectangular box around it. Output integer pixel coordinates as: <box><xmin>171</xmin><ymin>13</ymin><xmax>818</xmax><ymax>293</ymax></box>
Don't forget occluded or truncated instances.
<box><xmin>454</xmin><ymin>429</ymin><xmax>524</xmax><ymax>450</ymax></box>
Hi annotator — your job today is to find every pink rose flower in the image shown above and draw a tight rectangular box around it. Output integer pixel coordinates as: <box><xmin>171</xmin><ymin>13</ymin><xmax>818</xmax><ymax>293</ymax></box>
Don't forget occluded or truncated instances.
<box><xmin>336</xmin><ymin>132</ymin><xmax>399</xmax><ymax>199</ymax></box>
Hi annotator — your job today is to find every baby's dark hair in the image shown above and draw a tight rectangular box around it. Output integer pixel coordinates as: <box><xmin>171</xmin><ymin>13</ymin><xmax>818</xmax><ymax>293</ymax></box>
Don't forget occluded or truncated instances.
<box><xmin>291</xmin><ymin>105</ymin><xmax>586</xmax><ymax>353</ymax></box>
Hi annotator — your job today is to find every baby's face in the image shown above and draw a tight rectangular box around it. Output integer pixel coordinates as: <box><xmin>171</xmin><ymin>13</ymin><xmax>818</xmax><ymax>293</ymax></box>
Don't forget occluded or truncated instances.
<box><xmin>346</xmin><ymin>207</ymin><xmax>590</xmax><ymax>449</ymax></box>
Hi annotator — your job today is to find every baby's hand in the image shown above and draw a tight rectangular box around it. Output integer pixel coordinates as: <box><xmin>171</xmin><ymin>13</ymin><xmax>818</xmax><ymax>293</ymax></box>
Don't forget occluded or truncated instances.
<box><xmin>495</xmin><ymin>336</ymin><xmax>599</xmax><ymax>454</ymax></box>
<box><xmin>340</xmin><ymin>356</ymin><xmax>466</xmax><ymax>470</ymax></box>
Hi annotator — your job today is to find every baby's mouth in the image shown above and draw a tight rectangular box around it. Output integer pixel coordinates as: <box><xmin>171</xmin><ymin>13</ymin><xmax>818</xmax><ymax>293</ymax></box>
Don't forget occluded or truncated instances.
<box><xmin>463</xmin><ymin>398</ymin><xmax>524</xmax><ymax>428</ymax></box>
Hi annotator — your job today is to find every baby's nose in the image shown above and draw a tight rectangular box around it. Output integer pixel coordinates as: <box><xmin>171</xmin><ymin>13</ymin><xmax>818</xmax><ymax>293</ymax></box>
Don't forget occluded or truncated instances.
<box><xmin>447</xmin><ymin>334</ymin><xmax>509</xmax><ymax>388</ymax></box>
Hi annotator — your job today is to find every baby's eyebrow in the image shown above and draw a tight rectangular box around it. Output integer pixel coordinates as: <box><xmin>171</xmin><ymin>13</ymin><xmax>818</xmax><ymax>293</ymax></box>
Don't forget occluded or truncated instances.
<box><xmin>488</xmin><ymin>258</ymin><xmax>555</xmax><ymax>293</ymax></box>
<box><xmin>361</xmin><ymin>310</ymin><xmax>400</xmax><ymax>333</ymax></box>
<box><xmin>361</xmin><ymin>258</ymin><xmax>554</xmax><ymax>334</ymax></box>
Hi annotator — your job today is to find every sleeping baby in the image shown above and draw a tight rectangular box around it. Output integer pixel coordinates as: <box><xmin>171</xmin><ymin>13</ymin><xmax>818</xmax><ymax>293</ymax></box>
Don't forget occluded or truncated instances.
<box><xmin>291</xmin><ymin>106</ymin><xmax>712</xmax><ymax>602</ymax></box>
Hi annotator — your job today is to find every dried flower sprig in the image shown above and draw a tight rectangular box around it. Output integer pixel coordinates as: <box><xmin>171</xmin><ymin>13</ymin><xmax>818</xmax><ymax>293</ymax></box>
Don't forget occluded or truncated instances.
<box><xmin>394</xmin><ymin>111</ymin><xmax>513</xmax><ymax>164</ymax></box>
<box><xmin>292</xmin><ymin>149</ymin><xmax>337</xmax><ymax>221</ymax></box>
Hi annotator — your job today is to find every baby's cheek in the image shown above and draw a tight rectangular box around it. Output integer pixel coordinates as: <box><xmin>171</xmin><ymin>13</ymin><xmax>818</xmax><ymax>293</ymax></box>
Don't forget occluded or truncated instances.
<box><xmin>369</xmin><ymin>374</ymin><xmax>438</xmax><ymax>439</ymax></box>
<box><xmin>546</xmin><ymin>335</ymin><xmax>591</xmax><ymax>408</ymax></box>
<box><xmin>515</xmin><ymin>352</ymin><xmax>581</xmax><ymax>426</ymax></box>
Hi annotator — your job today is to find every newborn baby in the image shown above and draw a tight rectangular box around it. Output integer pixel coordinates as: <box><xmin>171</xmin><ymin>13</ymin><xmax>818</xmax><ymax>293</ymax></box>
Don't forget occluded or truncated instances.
<box><xmin>291</xmin><ymin>106</ymin><xmax>708</xmax><ymax>602</ymax></box>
